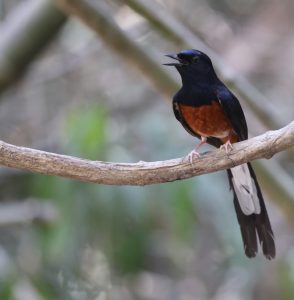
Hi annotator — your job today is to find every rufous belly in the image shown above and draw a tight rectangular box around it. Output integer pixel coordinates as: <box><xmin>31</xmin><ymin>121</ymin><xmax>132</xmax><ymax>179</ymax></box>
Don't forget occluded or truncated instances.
<box><xmin>179</xmin><ymin>101</ymin><xmax>238</xmax><ymax>142</ymax></box>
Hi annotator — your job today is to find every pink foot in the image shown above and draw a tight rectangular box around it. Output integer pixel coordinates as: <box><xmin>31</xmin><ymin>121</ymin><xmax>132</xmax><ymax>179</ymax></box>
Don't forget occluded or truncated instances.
<box><xmin>187</xmin><ymin>149</ymin><xmax>201</xmax><ymax>164</ymax></box>
<box><xmin>220</xmin><ymin>140</ymin><xmax>233</xmax><ymax>153</ymax></box>
<box><xmin>186</xmin><ymin>136</ymin><xmax>207</xmax><ymax>164</ymax></box>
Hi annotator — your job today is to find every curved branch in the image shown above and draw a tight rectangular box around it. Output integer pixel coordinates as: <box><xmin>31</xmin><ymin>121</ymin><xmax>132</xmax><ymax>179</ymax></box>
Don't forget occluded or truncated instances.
<box><xmin>0</xmin><ymin>122</ymin><xmax>293</xmax><ymax>186</ymax></box>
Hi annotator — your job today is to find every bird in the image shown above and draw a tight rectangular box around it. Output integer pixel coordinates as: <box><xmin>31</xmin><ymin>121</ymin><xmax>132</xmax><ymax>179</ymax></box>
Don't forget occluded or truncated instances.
<box><xmin>164</xmin><ymin>49</ymin><xmax>275</xmax><ymax>259</ymax></box>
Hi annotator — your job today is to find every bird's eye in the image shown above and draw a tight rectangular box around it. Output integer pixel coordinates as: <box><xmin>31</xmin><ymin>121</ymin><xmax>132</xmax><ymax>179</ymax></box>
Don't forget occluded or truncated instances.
<box><xmin>192</xmin><ymin>56</ymin><xmax>199</xmax><ymax>63</ymax></box>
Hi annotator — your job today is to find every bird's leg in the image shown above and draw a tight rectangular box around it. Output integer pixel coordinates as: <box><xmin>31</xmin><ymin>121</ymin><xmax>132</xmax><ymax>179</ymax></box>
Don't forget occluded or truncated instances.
<box><xmin>187</xmin><ymin>136</ymin><xmax>207</xmax><ymax>163</ymax></box>
<box><xmin>220</xmin><ymin>139</ymin><xmax>233</xmax><ymax>153</ymax></box>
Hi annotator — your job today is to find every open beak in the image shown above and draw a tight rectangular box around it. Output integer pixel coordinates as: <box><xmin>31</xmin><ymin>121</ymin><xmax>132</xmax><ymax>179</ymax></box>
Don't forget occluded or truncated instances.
<box><xmin>163</xmin><ymin>53</ymin><xmax>182</xmax><ymax>66</ymax></box>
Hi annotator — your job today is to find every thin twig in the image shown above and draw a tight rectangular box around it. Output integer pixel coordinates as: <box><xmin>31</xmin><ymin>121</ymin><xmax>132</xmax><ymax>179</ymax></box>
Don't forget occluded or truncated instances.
<box><xmin>0</xmin><ymin>122</ymin><xmax>292</xmax><ymax>185</ymax></box>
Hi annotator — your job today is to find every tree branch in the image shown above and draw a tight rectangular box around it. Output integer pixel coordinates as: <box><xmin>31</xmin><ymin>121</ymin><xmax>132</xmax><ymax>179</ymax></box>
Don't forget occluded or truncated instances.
<box><xmin>0</xmin><ymin>0</ymin><xmax>67</xmax><ymax>93</ymax></box>
<box><xmin>53</xmin><ymin>0</ymin><xmax>177</xmax><ymax>98</ymax></box>
<box><xmin>0</xmin><ymin>122</ymin><xmax>293</xmax><ymax>186</ymax></box>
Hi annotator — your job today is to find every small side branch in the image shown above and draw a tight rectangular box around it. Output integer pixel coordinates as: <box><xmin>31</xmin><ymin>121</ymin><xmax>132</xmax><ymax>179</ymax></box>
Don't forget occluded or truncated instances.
<box><xmin>0</xmin><ymin>122</ymin><xmax>293</xmax><ymax>186</ymax></box>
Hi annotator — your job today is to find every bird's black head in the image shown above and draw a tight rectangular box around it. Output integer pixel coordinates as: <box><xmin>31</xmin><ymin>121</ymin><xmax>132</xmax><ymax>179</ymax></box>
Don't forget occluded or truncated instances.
<box><xmin>164</xmin><ymin>49</ymin><xmax>217</xmax><ymax>84</ymax></box>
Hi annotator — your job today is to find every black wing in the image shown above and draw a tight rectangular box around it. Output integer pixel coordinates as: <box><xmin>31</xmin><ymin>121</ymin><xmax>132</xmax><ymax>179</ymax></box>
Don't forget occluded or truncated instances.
<box><xmin>216</xmin><ymin>86</ymin><xmax>248</xmax><ymax>141</ymax></box>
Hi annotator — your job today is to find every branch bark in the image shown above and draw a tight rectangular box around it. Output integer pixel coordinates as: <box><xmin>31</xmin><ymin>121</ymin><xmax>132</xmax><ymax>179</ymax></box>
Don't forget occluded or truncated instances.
<box><xmin>0</xmin><ymin>122</ymin><xmax>293</xmax><ymax>186</ymax></box>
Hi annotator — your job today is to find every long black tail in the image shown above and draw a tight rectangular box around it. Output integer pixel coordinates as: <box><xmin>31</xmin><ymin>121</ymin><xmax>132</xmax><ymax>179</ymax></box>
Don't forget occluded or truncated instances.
<box><xmin>227</xmin><ymin>163</ymin><xmax>275</xmax><ymax>259</ymax></box>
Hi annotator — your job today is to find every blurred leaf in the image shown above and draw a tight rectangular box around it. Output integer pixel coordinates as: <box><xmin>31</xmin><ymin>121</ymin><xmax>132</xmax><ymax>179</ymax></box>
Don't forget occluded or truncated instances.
<box><xmin>64</xmin><ymin>103</ymin><xmax>107</xmax><ymax>160</ymax></box>
<box><xmin>169</xmin><ymin>181</ymin><xmax>197</xmax><ymax>239</ymax></box>
<box><xmin>0</xmin><ymin>280</ymin><xmax>12</xmax><ymax>300</ymax></box>
<box><xmin>280</xmin><ymin>261</ymin><xmax>294</xmax><ymax>300</ymax></box>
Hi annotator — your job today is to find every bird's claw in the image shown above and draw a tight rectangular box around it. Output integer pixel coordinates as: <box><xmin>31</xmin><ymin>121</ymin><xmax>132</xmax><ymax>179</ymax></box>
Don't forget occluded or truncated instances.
<box><xmin>186</xmin><ymin>149</ymin><xmax>201</xmax><ymax>164</ymax></box>
<box><xmin>220</xmin><ymin>141</ymin><xmax>233</xmax><ymax>153</ymax></box>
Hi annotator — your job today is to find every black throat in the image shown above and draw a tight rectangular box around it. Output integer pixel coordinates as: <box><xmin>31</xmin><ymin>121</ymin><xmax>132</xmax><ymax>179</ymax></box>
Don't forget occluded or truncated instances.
<box><xmin>174</xmin><ymin>64</ymin><xmax>221</xmax><ymax>106</ymax></box>
<box><xmin>175</xmin><ymin>64</ymin><xmax>219</xmax><ymax>88</ymax></box>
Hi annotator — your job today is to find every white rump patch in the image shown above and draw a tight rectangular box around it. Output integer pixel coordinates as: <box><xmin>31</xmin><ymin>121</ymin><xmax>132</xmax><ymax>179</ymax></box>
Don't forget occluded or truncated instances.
<box><xmin>230</xmin><ymin>164</ymin><xmax>261</xmax><ymax>215</ymax></box>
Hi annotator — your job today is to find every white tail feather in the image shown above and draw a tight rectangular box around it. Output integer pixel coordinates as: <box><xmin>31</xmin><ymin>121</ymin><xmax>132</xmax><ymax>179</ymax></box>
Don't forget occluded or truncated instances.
<box><xmin>230</xmin><ymin>164</ymin><xmax>261</xmax><ymax>215</ymax></box>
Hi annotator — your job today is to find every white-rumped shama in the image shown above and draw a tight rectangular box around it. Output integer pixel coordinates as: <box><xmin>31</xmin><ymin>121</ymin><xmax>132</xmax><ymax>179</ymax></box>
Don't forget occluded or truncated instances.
<box><xmin>164</xmin><ymin>49</ymin><xmax>275</xmax><ymax>259</ymax></box>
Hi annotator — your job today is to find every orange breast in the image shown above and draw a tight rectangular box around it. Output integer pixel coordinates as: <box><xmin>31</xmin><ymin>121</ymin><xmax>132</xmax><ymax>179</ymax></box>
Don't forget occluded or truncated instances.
<box><xmin>179</xmin><ymin>101</ymin><xmax>238</xmax><ymax>142</ymax></box>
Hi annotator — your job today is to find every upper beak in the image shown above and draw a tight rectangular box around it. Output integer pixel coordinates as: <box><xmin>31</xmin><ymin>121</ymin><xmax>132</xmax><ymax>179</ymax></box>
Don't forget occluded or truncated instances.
<box><xmin>163</xmin><ymin>53</ymin><xmax>181</xmax><ymax>66</ymax></box>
